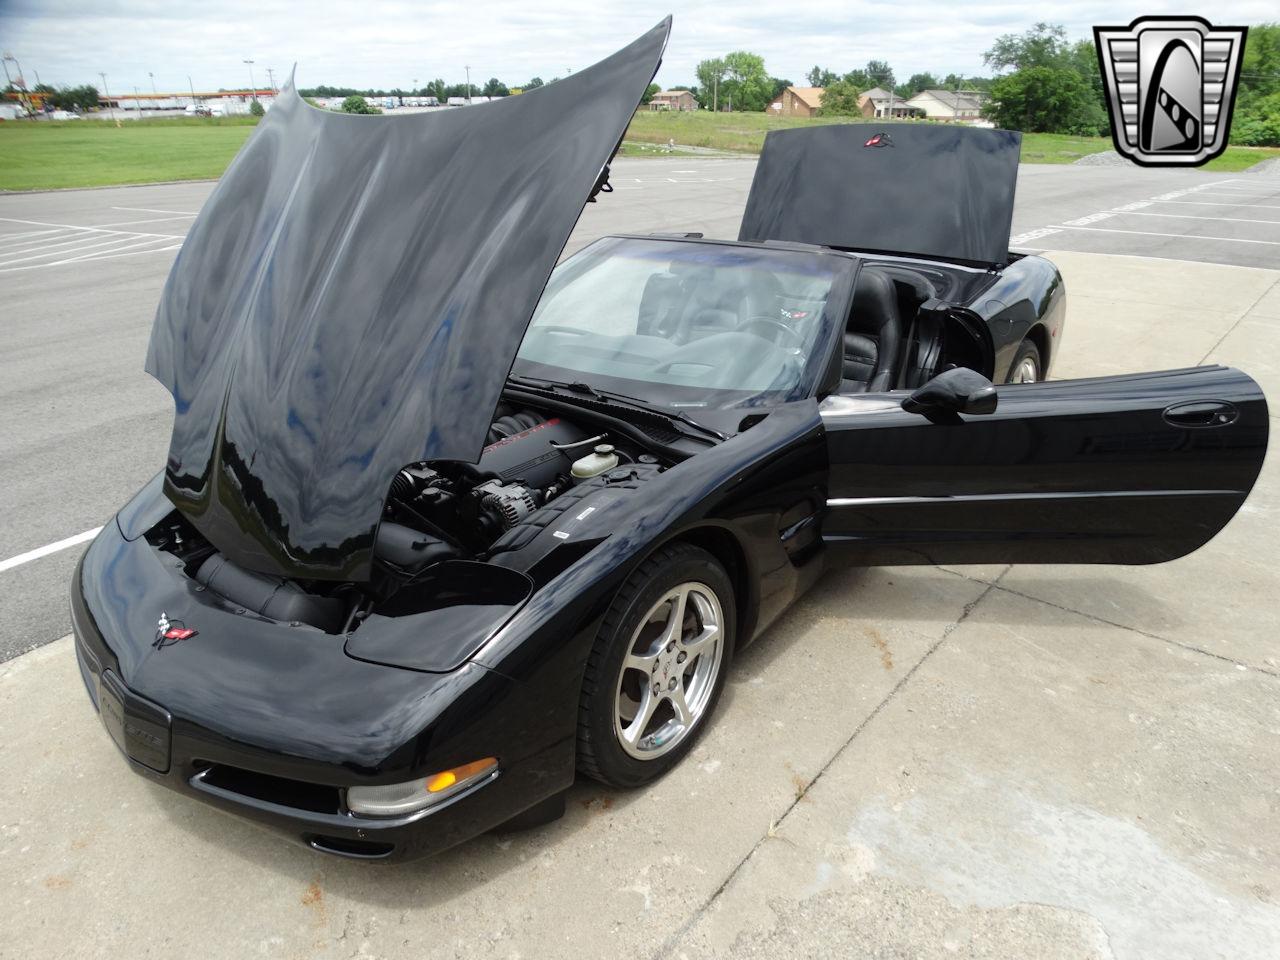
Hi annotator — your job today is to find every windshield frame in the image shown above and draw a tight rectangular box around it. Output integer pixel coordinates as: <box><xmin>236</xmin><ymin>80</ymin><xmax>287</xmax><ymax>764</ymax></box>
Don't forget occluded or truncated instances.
<box><xmin>512</xmin><ymin>235</ymin><xmax>861</xmax><ymax>414</ymax></box>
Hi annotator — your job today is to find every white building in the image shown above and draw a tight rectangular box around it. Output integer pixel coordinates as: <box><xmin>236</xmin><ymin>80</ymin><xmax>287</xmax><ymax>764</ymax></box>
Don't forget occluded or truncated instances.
<box><xmin>904</xmin><ymin>89</ymin><xmax>989</xmax><ymax>122</ymax></box>
<box><xmin>857</xmin><ymin>87</ymin><xmax>924</xmax><ymax>119</ymax></box>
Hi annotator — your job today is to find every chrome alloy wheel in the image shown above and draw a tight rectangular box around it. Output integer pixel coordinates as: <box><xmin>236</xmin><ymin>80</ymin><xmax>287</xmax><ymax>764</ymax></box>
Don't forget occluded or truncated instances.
<box><xmin>613</xmin><ymin>582</ymin><xmax>725</xmax><ymax>760</ymax></box>
<box><xmin>1014</xmin><ymin>355</ymin><xmax>1039</xmax><ymax>383</ymax></box>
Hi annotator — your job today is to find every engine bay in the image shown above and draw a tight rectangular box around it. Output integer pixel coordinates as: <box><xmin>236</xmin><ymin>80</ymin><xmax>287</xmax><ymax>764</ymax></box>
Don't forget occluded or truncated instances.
<box><xmin>144</xmin><ymin>398</ymin><xmax>674</xmax><ymax>635</ymax></box>
<box><xmin>375</xmin><ymin>402</ymin><xmax>658</xmax><ymax>574</ymax></box>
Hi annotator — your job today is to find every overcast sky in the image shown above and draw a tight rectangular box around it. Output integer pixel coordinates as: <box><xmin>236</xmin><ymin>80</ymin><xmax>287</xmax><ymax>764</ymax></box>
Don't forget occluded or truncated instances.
<box><xmin>1</xmin><ymin>1</ymin><xmax>1275</xmax><ymax>94</ymax></box>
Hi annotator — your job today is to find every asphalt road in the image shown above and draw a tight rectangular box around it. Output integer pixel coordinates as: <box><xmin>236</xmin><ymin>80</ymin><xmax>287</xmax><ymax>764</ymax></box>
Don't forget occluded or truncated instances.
<box><xmin>1</xmin><ymin>158</ymin><xmax>1278</xmax><ymax>662</ymax></box>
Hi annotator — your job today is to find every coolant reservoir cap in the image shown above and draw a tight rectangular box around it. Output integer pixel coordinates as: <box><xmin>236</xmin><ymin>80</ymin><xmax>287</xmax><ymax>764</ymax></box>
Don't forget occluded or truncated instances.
<box><xmin>594</xmin><ymin>444</ymin><xmax>615</xmax><ymax>454</ymax></box>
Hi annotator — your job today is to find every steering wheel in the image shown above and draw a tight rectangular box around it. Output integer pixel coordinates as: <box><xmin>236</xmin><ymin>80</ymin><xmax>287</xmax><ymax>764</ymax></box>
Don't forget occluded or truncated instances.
<box><xmin>736</xmin><ymin>316</ymin><xmax>805</xmax><ymax>349</ymax></box>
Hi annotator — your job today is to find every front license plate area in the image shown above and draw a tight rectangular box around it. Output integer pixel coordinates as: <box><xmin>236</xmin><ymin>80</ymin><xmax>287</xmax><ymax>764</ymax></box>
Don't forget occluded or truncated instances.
<box><xmin>98</xmin><ymin>671</ymin><xmax>172</xmax><ymax>774</ymax></box>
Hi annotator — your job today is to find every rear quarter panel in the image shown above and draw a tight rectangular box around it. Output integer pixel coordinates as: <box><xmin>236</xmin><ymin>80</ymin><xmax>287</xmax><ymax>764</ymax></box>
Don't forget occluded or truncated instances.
<box><xmin>969</xmin><ymin>254</ymin><xmax>1066</xmax><ymax>380</ymax></box>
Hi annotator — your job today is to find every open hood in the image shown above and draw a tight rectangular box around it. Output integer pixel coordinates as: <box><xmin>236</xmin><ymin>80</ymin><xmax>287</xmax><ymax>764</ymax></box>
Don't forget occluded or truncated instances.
<box><xmin>145</xmin><ymin>19</ymin><xmax>670</xmax><ymax>581</ymax></box>
<box><xmin>738</xmin><ymin>124</ymin><xmax>1021</xmax><ymax>268</ymax></box>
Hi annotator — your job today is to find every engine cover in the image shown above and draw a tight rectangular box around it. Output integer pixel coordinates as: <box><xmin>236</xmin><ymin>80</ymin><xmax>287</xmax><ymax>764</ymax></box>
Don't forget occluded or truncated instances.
<box><xmin>477</xmin><ymin>416</ymin><xmax>588</xmax><ymax>489</ymax></box>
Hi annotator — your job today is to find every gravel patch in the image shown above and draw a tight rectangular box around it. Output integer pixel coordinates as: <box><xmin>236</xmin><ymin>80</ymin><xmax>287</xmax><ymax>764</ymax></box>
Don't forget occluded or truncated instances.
<box><xmin>1073</xmin><ymin>150</ymin><xmax>1129</xmax><ymax>166</ymax></box>
<box><xmin>1074</xmin><ymin>148</ymin><xmax>1280</xmax><ymax>175</ymax></box>
<box><xmin>1240</xmin><ymin>156</ymin><xmax>1280</xmax><ymax>177</ymax></box>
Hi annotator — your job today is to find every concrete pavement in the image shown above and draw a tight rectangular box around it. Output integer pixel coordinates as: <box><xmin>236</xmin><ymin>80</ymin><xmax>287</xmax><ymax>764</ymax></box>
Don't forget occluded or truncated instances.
<box><xmin>1</xmin><ymin>240</ymin><xmax>1278</xmax><ymax>957</ymax></box>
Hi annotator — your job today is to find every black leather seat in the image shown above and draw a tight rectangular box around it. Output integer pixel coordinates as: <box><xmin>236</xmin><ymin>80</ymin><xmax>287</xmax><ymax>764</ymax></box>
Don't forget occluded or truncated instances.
<box><xmin>842</xmin><ymin>271</ymin><xmax>901</xmax><ymax>393</ymax></box>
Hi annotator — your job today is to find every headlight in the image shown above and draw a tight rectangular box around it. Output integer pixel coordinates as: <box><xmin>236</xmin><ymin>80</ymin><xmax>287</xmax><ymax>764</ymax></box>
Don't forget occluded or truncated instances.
<box><xmin>345</xmin><ymin>758</ymin><xmax>498</xmax><ymax>817</ymax></box>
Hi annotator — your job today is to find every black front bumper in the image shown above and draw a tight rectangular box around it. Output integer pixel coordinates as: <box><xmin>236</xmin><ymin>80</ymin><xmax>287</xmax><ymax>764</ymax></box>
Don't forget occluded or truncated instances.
<box><xmin>70</xmin><ymin>544</ymin><xmax>574</xmax><ymax>861</ymax></box>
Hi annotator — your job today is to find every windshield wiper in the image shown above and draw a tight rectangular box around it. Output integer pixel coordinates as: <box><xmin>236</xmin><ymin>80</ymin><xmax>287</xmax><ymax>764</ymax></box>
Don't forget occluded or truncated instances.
<box><xmin>506</xmin><ymin>375</ymin><xmax>727</xmax><ymax>441</ymax></box>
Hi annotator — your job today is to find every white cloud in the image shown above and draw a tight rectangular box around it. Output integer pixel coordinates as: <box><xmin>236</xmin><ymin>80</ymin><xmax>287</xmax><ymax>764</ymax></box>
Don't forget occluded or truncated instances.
<box><xmin>1</xmin><ymin>0</ymin><xmax>1275</xmax><ymax>93</ymax></box>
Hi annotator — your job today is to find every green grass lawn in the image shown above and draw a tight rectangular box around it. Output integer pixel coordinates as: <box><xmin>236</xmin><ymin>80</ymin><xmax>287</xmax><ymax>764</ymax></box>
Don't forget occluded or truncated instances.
<box><xmin>625</xmin><ymin>112</ymin><xmax>1280</xmax><ymax>170</ymax></box>
<box><xmin>2</xmin><ymin>111</ymin><xmax>1277</xmax><ymax>191</ymax></box>
<box><xmin>0</xmin><ymin>116</ymin><xmax>258</xmax><ymax>190</ymax></box>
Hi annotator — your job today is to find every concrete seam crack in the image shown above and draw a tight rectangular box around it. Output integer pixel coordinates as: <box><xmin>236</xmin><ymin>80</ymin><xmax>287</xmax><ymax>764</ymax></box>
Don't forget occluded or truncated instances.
<box><xmin>987</xmin><ymin>580</ymin><xmax>1279</xmax><ymax>678</ymax></box>
<box><xmin>1196</xmin><ymin>276</ymin><xmax>1280</xmax><ymax>365</ymax></box>
<box><xmin>655</xmin><ymin>572</ymin><xmax>1006</xmax><ymax>959</ymax></box>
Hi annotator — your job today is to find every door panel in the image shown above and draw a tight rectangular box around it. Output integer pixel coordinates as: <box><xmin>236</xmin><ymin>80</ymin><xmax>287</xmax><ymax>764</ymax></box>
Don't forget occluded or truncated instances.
<box><xmin>821</xmin><ymin>366</ymin><xmax>1268</xmax><ymax>565</ymax></box>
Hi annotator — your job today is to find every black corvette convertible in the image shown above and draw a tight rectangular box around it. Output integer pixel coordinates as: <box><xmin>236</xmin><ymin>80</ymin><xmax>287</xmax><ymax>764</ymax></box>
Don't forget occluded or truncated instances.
<box><xmin>71</xmin><ymin>19</ymin><xmax>1267</xmax><ymax>860</ymax></box>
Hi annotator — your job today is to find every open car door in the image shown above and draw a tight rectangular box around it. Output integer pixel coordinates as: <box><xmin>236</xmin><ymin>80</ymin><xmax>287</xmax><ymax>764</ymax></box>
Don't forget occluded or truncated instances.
<box><xmin>820</xmin><ymin>366</ymin><xmax>1267</xmax><ymax>565</ymax></box>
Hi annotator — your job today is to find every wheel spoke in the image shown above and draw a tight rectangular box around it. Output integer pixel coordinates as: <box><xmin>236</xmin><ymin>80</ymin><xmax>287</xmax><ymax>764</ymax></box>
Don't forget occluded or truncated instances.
<box><xmin>624</xmin><ymin>649</ymin><xmax>659</xmax><ymax>675</ymax></box>
<box><xmin>621</xmin><ymin>687</ymin><xmax>659</xmax><ymax>746</ymax></box>
<box><xmin>668</xmin><ymin>684</ymin><xmax>693</xmax><ymax>726</ymax></box>
<box><xmin>659</xmin><ymin>588</ymin><xmax>689</xmax><ymax>647</ymax></box>
<box><xmin>681</xmin><ymin>623</ymin><xmax>719</xmax><ymax>662</ymax></box>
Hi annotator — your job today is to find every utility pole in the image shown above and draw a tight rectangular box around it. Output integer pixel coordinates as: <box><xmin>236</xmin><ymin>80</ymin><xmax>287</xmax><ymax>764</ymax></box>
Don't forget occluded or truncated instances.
<box><xmin>99</xmin><ymin>71</ymin><xmax>119</xmax><ymax>125</ymax></box>
<box><xmin>188</xmin><ymin>74</ymin><xmax>196</xmax><ymax>107</ymax></box>
<box><xmin>464</xmin><ymin>64</ymin><xmax>471</xmax><ymax>103</ymax></box>
<box><xmin>133</xmin><ymin>84</ymin><xmax>141</xmax><ymax>117</ymax></box>
<box><xmin>244</xmin><ymin>59</ymin><xmax>257</xmax><ymax>102</ymax></box>
<box><xmin>713</xmin><ymin>74</ymin><xmax>718</xmax><ymax>113</ymax></box>
<box><xmin>149</xmin><ymin>71</ymin><xmax>156</xmax><ymax>95</ymax></box>
<box><xmin>266</xmin><ymin>67</ymin><xmax>275</xmax><ymax>94</ymax></box>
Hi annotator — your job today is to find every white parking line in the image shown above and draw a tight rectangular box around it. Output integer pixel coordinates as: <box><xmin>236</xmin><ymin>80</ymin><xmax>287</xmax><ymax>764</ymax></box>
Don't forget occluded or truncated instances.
<box><xmin>1009</xmin><ymin>227</ymin><xmax>1062</xmax><ymax>245</ymax></box>
<box><xmin>0</xmin><ymin>239</ymin><xmax>183</xmax><ymax>274</ymax></box>
<box><xmin>0</xmin><ymin>528</ymin><xmax>102</xmax><ymax>575</ymax></box>
<box><xmin>4</xmin><ymin>231</ymin><xmax>144</xmax><ymax>260</ymax></box>
<box><xmin>1117</xmin><ymin>211</ymin><xmax>1280</xmax><ymax>226</ymax></box>
<box><xmin>1053</xmin><ymin>224</ymin><xmax>1280</xmax><ymax>245</ymax></box>
<box><xmin>0</xmin><ymin>228</ymin><xmax>70</xmax><ymax>245</ymax></box>
<box><xmin>111</xmin><ymin>206</ymin><xmax>198</xmax><ymax>216</ymax></box>
<box><xmin>94</xmin><ymin>214</ymin><xmax>198</xmax><ymax>228</ymax></box>
<box><xmin>1188</xmin><ymin>189</ymin><xmax>1280</xmax><ymax>199</ymax></box>
<box><xmin>0</xmin><ymin>216</ymin><xmax>185</xmax><ymax>239</ymax></box>
<box><xmin>1152</xmin><ymin>199</ymin><xmax>1280</xmax><ymax>211</ymax></box>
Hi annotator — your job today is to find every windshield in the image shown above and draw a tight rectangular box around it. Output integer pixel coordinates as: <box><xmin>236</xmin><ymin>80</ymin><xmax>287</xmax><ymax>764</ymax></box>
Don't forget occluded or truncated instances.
<box><xmin>514</xmin><ymin>237</ymin><xmax>844</xmax><ymax>410</ymax></box>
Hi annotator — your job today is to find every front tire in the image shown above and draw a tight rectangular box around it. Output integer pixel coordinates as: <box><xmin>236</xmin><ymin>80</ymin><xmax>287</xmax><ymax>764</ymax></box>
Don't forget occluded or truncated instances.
<box><xmin>577</xmin><ymin>543</ymin><xmax>735</xmax><ymax>788</ymax></box>
<box><xmin>1009</xmin><ymin>338</ymin><xmax>1042</xmax><ymax>383</ymax></box>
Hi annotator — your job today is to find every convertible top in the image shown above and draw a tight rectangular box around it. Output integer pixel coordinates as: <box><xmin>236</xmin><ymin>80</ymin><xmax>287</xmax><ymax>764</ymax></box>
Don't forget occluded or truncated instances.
<box><xmin>144</xmin><ymin>20</ymin><xmax>670</xmax><ymax>581</ymax></box>
<box><xmin>738</xmin><ymin>124</ymin><xmax>1022</xmax><ymax>268</ymax></box>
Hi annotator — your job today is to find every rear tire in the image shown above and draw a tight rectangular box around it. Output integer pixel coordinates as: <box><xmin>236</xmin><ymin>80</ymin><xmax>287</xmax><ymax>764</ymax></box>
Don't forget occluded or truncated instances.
<box><xmin>577</xmin><ymin>543</ymin><xmax>735</xmax><ymax>788</ymax></box>
<box><xmin>1009</xmin><ymin>339</ymin><xmax>1042</xmax><ymax>383</ymax></box>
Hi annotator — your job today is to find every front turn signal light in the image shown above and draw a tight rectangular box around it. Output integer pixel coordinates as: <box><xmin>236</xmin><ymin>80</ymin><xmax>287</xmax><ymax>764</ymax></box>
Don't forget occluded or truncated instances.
<box><xmin>346</xmin><ymin>757</ymin><xmax>499</xmax><ymax>818</ymax></box>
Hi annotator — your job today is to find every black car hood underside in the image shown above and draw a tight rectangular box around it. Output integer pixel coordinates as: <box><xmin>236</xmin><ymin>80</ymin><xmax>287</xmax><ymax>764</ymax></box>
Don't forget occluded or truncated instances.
<box><xmin>738</xmin><ymin>124</ymin><xmax>1022</xmax><ymax>268</ymax></box>
<box><xmin>144</xmin><ymin>19</ymin><xmax>670</xmax><ymax>581</ymax></box>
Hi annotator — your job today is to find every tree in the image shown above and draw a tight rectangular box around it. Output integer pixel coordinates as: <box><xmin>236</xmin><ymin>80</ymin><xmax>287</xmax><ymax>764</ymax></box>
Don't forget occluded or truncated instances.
<box><xmin>340</xmin><ymin>95</ymin><xmax>381</xmax><ymax>114</ymax></box>
<box><xmin>641</xmin><ymin>82</ymin><xmax>660</xmax><ymax>104</ymax></box>
<box><xmin>525</xmin><ymin>77</ymin><xmax>544</xmax><ymax>89</ymax></box>
<box><xmin>721</xmin><ymin>50</ymin><xmax>771</xmax><ymax>111</ymax></box>
<box><xmin>985</xmin><ymin>66</ymin><xmax>1102</xmax><ymax>134</ymax></box>
<box><xmin>864</xmin><ymin>60</ymin><xmax>894</xmax><ymax>90</ymax></box>
<box><xmin>984</xmin><ymin>22</ymin><xmax>1070</xmax><ymax>72</ymax></box>
<box><xmin>982</xmin><ymin>24</ymin><xmax>1107</xmax><ymax>135</ymax></box>
<box><xmin>1231</xmin><ymin>22</ymin><xmax>1280</xmax><ymax>145</ymax></box>
<box><xmin>769</xmin><ymin>77</ymin><xmax>792</xmax><ymax>100</ymax></box>
<box><xmin>695</xmin><ymin>58</ymin><xmax>726</xmax><ymax>109</ymax></box>
<box><xmin>816</xmin><ymin>79</ymin><xmax>864</xmax><ymax>116</ymax></box>
<box><xmin>902</xmin><ymin>72</ymin><xmax>937</xmax><ymax>97</ymax></box>
<box><xmin>248</xmin><ymin>99</ymin><xmax>265</xmax><ymax>117</ymax></box>
<box><xmin>841</xmin><ymin>68</ymin><xmax>870</xmax><ymax>92</ymax></box>
<box><xmin>482</xmin><ymin>78</ymin><xmax>509</xmax><ymax>97</ymax></box>
<box><xmin>806</xmin><ymin>66</ymin><xmax>838</xmax><ymax>87</ymax></box>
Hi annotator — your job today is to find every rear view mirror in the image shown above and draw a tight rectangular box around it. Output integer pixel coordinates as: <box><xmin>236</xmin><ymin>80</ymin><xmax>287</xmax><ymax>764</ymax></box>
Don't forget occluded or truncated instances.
<box><xmin>902</xmin><ymin>367</ymin><xmax>998</xmax><ymax>417</ymax></box>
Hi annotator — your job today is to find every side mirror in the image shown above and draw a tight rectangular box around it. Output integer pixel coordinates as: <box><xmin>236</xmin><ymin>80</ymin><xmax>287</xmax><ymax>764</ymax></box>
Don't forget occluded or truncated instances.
<box><xmin>902</xmin><ymin>367</ymin><xmax>998</xmax><ymax>417</ymax></box>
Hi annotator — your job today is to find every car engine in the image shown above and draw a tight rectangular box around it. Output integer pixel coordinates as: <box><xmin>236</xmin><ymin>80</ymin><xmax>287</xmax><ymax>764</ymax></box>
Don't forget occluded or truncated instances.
<box><xmin>375</xmin><ymin>404</ymin><xmax>640</xmax><ymax>575</ymax></box>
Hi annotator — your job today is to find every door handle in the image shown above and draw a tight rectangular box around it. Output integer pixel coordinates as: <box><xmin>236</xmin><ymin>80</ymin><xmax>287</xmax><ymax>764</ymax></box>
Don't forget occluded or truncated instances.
<box><xmin>1163</xmin><ymin>400</ymin><xmax>1238</xmax><ymax>428</ymax></box>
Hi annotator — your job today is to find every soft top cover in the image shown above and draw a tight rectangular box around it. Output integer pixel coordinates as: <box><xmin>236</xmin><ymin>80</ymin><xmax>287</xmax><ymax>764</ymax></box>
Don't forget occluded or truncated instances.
<box><xmin>145</xmin><ymin>20</ymin><xmax>670</xmax><ymax>581</ymax></box>
<box><xmin>738</xmin><ymin>124</ymin><xmax>1022</xmax><ymax>267</ymax></box>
